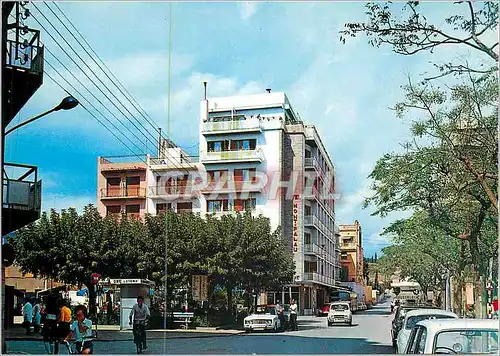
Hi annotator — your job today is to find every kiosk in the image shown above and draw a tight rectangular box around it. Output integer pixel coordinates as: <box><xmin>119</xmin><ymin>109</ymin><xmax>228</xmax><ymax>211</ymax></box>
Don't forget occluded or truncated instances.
<box><xmin>102</xmin><ymin>279</ymin><xmax>154</xmax><ymax>330</ymax></box>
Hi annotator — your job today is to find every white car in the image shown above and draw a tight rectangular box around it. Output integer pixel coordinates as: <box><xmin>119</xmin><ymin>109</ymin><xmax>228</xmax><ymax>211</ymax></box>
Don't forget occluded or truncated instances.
<box><xmin>397</xmin><ymin>309</ymin><xmax>458</xmax><ymax>353</ymax></box>
<box><xmin>404</xmin><ymin>319</ymin><xmax>499</xmax><ymax>354</ymax></box>
<box><xmin>244</xmin><ymin>305</ymin><xmax>281</xmax><ymax>333</ymax></box>
<box><xmin>327</xmin><ymin>302</ymin><xmax>352</xmax><ymax>326</ymax></box>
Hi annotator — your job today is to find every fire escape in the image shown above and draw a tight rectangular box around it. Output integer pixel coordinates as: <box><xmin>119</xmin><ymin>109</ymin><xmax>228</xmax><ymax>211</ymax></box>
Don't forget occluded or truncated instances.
<box><xmin>2</xmin><ymin>1</ymin><xmax>44</xmax><ymax>236</ymax></box>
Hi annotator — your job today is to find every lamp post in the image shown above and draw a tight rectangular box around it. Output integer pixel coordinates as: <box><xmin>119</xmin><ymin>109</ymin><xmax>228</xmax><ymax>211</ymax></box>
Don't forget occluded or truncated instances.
<box><xmin>4</xmin><ymin>96</ymin><xmax>79</xmax><ymax>136</ymax></box>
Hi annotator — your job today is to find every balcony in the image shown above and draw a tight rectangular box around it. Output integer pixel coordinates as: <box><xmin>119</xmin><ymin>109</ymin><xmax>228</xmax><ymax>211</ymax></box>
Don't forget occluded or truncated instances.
<box><xmin>200</xmin><ymin>148</ymin><xmax>265</xmax><ymax>164</ymax></box>
<box><xmin>3</xmin><ymin>20</ymin><xmax>44</xmax><ymax>126</ymax></box>
<box><xmin>100</xmin><ymin>187</ymin><xmax>146</xmax><ymax>199</ymax></box>
<box><xmin>341</xmin><ymin>242</ymin><xmax>357</xmax><ymax>251</ymax></box>
<box><xmin>149</xmin><ymin>156</ymin><xmax>199</xmax><ymax>170</ymax></box>
<box><xmin>99</xmin><ymin>156</ymin><xmax>148</xmax><ymax>172</ymax></box>
<box><xmin>303</xmin><ymin>243</ymin><xmax>322</xmax><ymax>256</ymax></box>
<box><xmin>200</xmin><ymin>180</ymin><xmax>263</xmax><ymax>194</ymax></box>
<box><xmin>303</xmin><ymin>273</ymin><xmax>335</xmax><ymax>287</ymax></box>
<box><xmin>201</xmin><ymin>118</ymin><xmax>262</xmax><ymax>135</ymax></box>
<box><xmin>149</xmin><ymin>184</ymin><xmax>197</xmax><ymax>198</ymax></box>
<box><xmin>304</xmin><ymin>215</ymin><xmax>328</xmax><ymax>233</ymax></box>
<box><xmin>2</xmin><ymin>163</ymin><xmax>42</xmax><ymax>235</ymax></box>
<box><xmin>304</xmin><ymin>157</ymin><xmax>327</xmax><ymax>179</ymax></box>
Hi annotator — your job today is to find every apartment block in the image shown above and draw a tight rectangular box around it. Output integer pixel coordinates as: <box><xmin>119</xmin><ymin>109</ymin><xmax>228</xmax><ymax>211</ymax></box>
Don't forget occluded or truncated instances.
<box><xmin>339</xmin><ymin>220</ymin><xmax>364</xmax><ymax>285</ymax></box>
<box><xmin>96</xmin><ymin>90</ymin><xmax>341</xmax><ymax>314</ymax></box>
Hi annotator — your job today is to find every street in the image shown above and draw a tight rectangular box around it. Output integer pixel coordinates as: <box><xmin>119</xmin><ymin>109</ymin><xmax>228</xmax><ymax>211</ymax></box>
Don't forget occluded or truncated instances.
<box><xmin>7</xmin><ymin>301</ymin><xmax>394</xmax><ymax>354</ymax></box>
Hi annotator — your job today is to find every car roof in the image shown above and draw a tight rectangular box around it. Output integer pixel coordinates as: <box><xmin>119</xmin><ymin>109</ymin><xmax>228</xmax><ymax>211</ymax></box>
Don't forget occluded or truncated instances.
<box><xmin>331</xmin><ymin>301</ymin><xmax>349</xmax><ymax>305</ymax></box>
<box><xmin>404</xmin><ymin>309</ymin><xmax>458</xmax><ymax>319</ymax></box>
<box><xmin>416</xmin><ymin>318</ymin><xmax>500</xmax><ymax>333</ymax></box>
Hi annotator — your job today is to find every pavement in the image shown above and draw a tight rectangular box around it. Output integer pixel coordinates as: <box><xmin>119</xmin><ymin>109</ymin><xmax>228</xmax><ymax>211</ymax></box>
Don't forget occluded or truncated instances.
<box><xmin>6</xmin><ymin>300</ymin><xmax>395</xmax><ymax>354</ymax></box>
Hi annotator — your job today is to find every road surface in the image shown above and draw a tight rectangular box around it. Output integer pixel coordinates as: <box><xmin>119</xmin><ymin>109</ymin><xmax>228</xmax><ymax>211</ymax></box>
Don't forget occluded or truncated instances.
<box><xmin>7</xmin><ymin>300</ymin><xmax>394</xmax><ymax>354</ymax></box>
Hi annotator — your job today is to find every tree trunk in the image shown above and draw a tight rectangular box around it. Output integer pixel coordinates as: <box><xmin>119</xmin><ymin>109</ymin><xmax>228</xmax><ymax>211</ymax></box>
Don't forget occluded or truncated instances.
<box><xmin>227</xmin><ymin>282</ymin><xmax>234</xmax><ymax>320</ymax></box>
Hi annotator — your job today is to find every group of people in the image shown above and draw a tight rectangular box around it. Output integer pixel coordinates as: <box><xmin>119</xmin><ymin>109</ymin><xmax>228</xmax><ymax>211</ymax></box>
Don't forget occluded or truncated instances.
<box><xmin>22</xmin><ymin>294</ymin><xmax>94</xmax><ymax>354</ymax></box>
<box><xmin>275</xmin><ymin>298</ymin><xmax>298</xmax><ymax>331</ymax></box>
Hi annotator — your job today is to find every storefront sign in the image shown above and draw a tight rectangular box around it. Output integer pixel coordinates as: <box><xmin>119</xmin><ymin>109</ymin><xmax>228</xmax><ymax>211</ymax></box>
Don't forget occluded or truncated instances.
<box><xmin>293</xmin><ymin>194</ymin><xmax>300</xmax><ymax>253</ymax></box>
<box><xmin>109</xmin><ymin>279</ymin><xmax>142</xmax><ymax>284</ymax></box>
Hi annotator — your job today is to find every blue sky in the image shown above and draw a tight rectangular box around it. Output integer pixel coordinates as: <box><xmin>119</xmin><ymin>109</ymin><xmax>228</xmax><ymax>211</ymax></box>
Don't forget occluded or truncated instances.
<box><xmin>6</xmin><ymin>1</ymin><xmax>495</xmax><ymax>257</ymax></box>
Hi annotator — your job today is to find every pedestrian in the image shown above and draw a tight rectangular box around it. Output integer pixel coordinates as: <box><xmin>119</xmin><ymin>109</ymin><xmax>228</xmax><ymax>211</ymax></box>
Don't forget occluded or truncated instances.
<box><xmin>276</xmin><ymin>301</ymin><xmax>285</xmax><ymax>331</ymax></box>
<box><xmin>33</xmin><ymin>298</ymin><xmax>42</xmax><ymax>333</ymax></box>
<box><xmin>66</xmin><ymin>305</ymin><xmax>93</xmax><ymax>354</ymax></box>
<box><xmin>289</xmin><ymin>299</ymin><xmax>298</xmax><ymax>331</ymax></box>
<box><xmin>58</xmin><ymin>298</ymin><xmax>72</xmax><ymax>342</ymax></box>
<box><xmin>22</xmin><ymin>298</ymin><xmax>33</xmax><ymax>335</ymax></box>
<box><xmin>42</xmin><ymin>293</ymin><xmax>59</xmax><ymax>354</ymax></box>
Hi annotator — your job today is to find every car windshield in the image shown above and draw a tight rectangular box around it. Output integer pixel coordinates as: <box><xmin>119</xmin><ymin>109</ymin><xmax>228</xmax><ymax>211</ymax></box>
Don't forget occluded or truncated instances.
<box><xmin>406</xmin><ymin>315</ymin><xmax>455</xmax><ymax>329</ymax></box>
<box><xmin>255</xmin><ymin>306</ymin><xmax>275</xmax><ymax>315</ymax></box>
<box><xmin>434</xmin><ymin>329</ymin><xmax>498</xmax><ymax>354</ymax></box>
<box><xmin>331</xmin><ymin>304</ymin><xmax>348</xmax><ymax>311</ymax></box>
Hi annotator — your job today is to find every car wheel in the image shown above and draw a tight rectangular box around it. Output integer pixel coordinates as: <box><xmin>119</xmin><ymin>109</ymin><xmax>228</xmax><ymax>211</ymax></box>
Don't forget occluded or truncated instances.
<box><xmin>327</xmin><ymin>322</ymin><xmax>332</xmax><ymax>327</ymax></box>
<box><xmin>245</xmin><ymin>329</ymin><xmax>251</xmax><ymax>334</ymax></box>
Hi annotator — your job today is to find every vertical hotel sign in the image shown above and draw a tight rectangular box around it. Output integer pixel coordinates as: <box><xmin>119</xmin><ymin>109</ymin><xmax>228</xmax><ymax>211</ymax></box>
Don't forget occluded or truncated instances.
<box><xmin>293</xmin><ymin>194</ymin><xmax>300</xmax><ymax>253</ymax></box>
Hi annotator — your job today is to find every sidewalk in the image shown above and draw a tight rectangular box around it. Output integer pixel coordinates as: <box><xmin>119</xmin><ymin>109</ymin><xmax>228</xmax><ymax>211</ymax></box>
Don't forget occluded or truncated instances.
<box><xmin>5</xmin><ymin>326</ymin><xmax>244</xmax><ymax>342</ymax></box>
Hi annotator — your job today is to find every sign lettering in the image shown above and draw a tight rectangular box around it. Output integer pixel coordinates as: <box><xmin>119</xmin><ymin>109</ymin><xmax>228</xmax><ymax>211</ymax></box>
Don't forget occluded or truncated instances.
<box><xmin>293</xmin><ymin>194</ymin><xmax>300</xmax><ymax>253</ymax></box>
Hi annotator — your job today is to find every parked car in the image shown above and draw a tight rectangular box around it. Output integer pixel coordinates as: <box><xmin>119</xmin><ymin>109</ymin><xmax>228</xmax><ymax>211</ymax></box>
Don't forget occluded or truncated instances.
<box><xmin>396</xmin><ymin>309</ymin><xmax>458</xmax><ymax>353</ymax></box>
<box><xmin>327</xmin><ymin>302</ymin><xmax>352</xmax><ymax>326</ymax></box>
<box><xmin>404</xmin><ymin>319</ymin><xmax>498</xmax><ymax>354</ymax></box>
<box><xmin>391</xmin><ymin>305</ymin><xmax>439</xmax><ymax>347</ymax></box>
<box><xmin>244</xmin><ymin>305</ymin><xmax>281</xmax><ymax>333</ymax></box>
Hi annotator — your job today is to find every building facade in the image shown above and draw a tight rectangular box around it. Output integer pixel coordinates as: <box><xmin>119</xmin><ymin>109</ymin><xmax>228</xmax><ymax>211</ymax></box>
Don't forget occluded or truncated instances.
<box><xmin>339</xmin><ymin>220</ymin><xmax>364</xmax><ymax>285</ymax></box>
<box><xmin>96</xmin><ymin>91</ymin><xmax>341</xmax><ymax>314</ymax></box>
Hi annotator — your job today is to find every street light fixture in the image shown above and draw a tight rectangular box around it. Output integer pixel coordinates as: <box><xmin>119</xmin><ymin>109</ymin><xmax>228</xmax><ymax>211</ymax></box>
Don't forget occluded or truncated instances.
<box><xmin>5</xmin><ymin>96</ymin><xmax>79</xmax><ymax>136</ymax></box>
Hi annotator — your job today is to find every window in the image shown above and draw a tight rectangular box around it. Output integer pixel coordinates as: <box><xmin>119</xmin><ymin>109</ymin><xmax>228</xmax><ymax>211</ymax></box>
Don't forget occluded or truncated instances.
<box><xmin>207</xmin><ymin>199</ymin><xmax>229</xmax><ymax>213</ymax></box>
<box><xmin>242</xmin><ymin>198</ymin><xmax>256</xmax><ymax>211</ymax></box>
<box><xmin>341</xmin><ymin>252</ymin><xmax>347</xmax><ymax>259</ymax></box>
<box><xmin>304</xmin><ymin>232</ymin><xmax>311</xmax><ymax>244</ymax></box>
<box><xmin>126</xmin><ymin>176</ymin><xmax>141</xmax><ymax>196</ymax></box>
<box><xmin>156</xmin><ymin>203</ymin><xmax>172</xmax><ymax>213</ymax></box>
<box><xmin>126</xmin><ymin>176</ymin><xmax>140</xmax><ymax>186</ymax></box>
<box><xmin>106</xmin><ymin>177</ymin><xmax>121</xmax><ymax>197</ymax></box>
<box><xmin>177</xmin><ymin>202</ymin><xmax>192</xmax><ymax>213</ymax></box>
<box><xmin>106</xmin><ymin>205</ymin><xmax>121</xmax><ymax>216</ymax></box>
<box><xmin>126</xmin><ymin>205</ymin><xmax>140</xmax><ymax>213</ymax></box>
<box><xmin>415</xmin><ymin>327</ymin><xmax>427</xmax><ymax>354</ymax></box>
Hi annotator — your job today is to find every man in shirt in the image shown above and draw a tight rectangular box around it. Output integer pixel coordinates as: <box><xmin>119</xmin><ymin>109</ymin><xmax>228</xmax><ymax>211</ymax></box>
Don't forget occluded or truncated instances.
<box><xmin>129</xmin><ymin>296</ymin><xmax>150</xmax><ymax>350</ymax></box>
<box><xmin>289</xmin><ymin>299</ymin><xmax>298</xmax><ymax>331</ymax></box>
<box><xmin>66</xmin><ymin>305</ymin><xmax>93</xmax><ymax>354</ymax></box>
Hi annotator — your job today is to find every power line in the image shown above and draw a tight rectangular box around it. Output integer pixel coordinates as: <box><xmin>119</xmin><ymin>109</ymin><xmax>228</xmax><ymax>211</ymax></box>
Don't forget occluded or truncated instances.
<box><xmin>39</xmin><ymin>2</ymin><xmax>190</xmax><ymax>171</ymax></box>
<box><xmin>47</xmin><ymin>2</ymin><xmax>163</xmax><ymax>138</ymax></box>
<box><xmin>44</xmin><ymin>69</ymin><xmax>148</xmax><ymax>164</ymax></box>
<box><xmin>30</xmin><ymin>4</ymin><xmax>159</xmax><ymax>153</ymax></box>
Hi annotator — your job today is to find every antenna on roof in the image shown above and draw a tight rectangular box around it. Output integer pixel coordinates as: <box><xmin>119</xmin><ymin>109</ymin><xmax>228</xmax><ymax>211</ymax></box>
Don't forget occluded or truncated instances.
<box><xmin>266</xmin><ymin>88</ymin><xmax>271</xmax><ymax>93</ymax></box>
<box><xmin>203</xmin><ymin>81</ymin><xmax>207</xmax><ymax>100</ymax></box>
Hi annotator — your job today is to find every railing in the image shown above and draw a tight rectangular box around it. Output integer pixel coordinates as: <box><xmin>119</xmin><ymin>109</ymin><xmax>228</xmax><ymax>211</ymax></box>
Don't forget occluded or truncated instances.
<box><xmin>304</xmin><ymin>157</ymin><xmax>327</xmax><ymax>180</ymax></box>
<box><xmin>341</xmin><ymin>242</ymin><xmax>357</xmax><ymax>250</ymax></box>
<box><xmin>201</xmin><ymin>180</ymin><xmax>262</xmax><ymax>193</ymax></box>
<box><xmin>201</xmin><ymin>117</ymin><xmax>262</xmax><ymax>133</ymax></box>
<box><xmin>3</xmin><ymin>163</ymin><xmax>41</xmax><ymax>211</ymax></box>
<box><xmin>303</xmin><ymin>273</ymin><xmax>335</xmax><ymax>287</ymax></box>
<box><xmin>149</xmin><ymin>185</ymin><xmax>197</xmax><ymax>196</ymax></box>
<box><xmin>200</xmin><ymin>148</ymin><xmax>265</xmax><ymax>163</ymax></box>
<box><xmin>99</xmin><ymin>155</ymin><xmax>148</xmax><ymax>164</ymax></box>
<box><xmin>5</xmin><ymin>39</ymin><xmax>44</xmax><ymax>74</ymax></box>
<box><xmin>100</xmin><ymin>187</ymin><xmax>146</xmax><ymax>198</ymax></box>
<box><xmin>303</xmin><ymin>243</ymin><xmax>322</xmax><ymax>255</ymax></box>
<box><xmin>149</xmin><ymin>156</ymin><xmax>199</xmax><ymax>166</ymax></box>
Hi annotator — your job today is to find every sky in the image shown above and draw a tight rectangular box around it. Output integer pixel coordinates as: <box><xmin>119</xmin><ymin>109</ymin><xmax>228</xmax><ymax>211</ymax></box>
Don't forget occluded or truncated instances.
<box><xmin>5</xmin><ymin>1</ymin><xmax>495</xmax><ymax>257</ymax></box>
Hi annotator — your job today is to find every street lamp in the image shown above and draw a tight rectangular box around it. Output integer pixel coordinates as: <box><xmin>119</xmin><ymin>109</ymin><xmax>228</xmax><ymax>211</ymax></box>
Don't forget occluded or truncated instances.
<box><xmin>5</xmin><ymin>96</ymin><xmax>79</xmax><ymax>135</ymax></box>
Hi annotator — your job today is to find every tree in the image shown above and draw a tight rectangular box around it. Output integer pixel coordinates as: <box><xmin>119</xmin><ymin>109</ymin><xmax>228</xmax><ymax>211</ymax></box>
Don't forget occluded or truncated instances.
<box><xmin>340</xmin><ymin>1</ymin><xmax>498</xmax><ymax>80</ymax></box>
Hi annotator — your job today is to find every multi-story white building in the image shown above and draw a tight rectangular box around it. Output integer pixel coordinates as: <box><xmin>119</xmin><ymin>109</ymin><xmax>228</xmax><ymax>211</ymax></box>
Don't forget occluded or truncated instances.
<box><xmin>97</xmin><ymin>91</ymin><xmax>341</xmax><ymax>314</ymax></box>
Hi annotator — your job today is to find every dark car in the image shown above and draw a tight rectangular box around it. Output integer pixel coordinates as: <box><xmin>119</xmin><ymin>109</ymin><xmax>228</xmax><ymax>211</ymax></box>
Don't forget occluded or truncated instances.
<box><xmin>391</xmin><ymin>305</ymin><xmax>439</xmax><ymax>347</ymax></box>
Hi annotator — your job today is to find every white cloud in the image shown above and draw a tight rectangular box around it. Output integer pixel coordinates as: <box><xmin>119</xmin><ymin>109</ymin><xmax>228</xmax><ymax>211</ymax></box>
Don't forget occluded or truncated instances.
<box><xmin>238</xmin><ymin>2</ymin><xmax>258</xmax><ymax>21</ymax></box>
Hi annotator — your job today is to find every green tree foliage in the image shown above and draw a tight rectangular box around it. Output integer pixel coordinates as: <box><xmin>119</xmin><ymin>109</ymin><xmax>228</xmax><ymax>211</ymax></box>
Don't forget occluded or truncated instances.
<box><xmin>10</xmin><ymin>206</ymin><xmax>295</xmax><ymax>316</ymax></box>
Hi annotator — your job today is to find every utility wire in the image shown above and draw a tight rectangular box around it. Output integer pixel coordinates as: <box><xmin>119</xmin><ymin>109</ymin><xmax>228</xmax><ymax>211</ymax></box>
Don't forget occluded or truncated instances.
<box><xmin>41</xmin><ymin>2</ymin><xmax>190</xmax><ymax>171</ymax></box>
<box><xmin>30</xmin><ymin>4</ymin><xmax>159</xmax><ymax>153</ymax></box>
<box><xmin>44</xmin><ymin>69</ymin><xmax>148</xmax><ymax>164</ymax></box>
<box><xmin>47</xmin><ymin>2</ymin><xmax>164</xmax><ymax>138</ymax></box>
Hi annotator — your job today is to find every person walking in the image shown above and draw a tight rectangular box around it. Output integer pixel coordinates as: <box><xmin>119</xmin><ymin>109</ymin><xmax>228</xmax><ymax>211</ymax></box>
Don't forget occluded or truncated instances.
<box><xmin>289</xmin><ymin>299</ymin><xmax>298</xmax><ymax>331</ymax></box>
<box><xmin>22</xmin><ymin>298</ymin><xmax>33</xmax><ymax>335</ymax></box>
<box><xmin>276</xmin><ymin>301</ymin><xmax>285</xmax><ymax>331</ymax></box>
<box><xmin>58</xmin><ymin>299</ymin><xmax>72</xmax><ymax>342</ymax></box>
<box><xmin>33</xmin><ymin>299</ymin><xmax>42</xmax><ymax>333</ymax></box>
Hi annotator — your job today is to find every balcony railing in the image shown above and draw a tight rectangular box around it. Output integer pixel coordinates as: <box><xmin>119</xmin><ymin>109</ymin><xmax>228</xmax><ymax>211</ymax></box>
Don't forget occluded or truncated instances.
<box><xmin>201</xmin><ymin>148</ymin><xmax>265</xmax><ymax>163</ymax></box>
<box><xmin>3</xmin><ymin>163</ymin><xmax>41</xmax><ymax>211</ymax></box>
<box><xmin>341</xmin><ymin>242</ymin><xmax>357</xmax><ymax>250</ymax></box>
<box><xmin>6</xmin><ymin>38</ymin><xmax>44</xmax><ymax>74</ymax></box>
<box><xmin>100</xmin><ymin>187</ymin><xmax>146</xmax><ymax>199</ymax></box>
<box><xmin>201</xmin><ymin>118</ymin><xmax>262</xmax><ymax>134</ymax></box>
<box><xmin>149</xmin><ymin>184</ymin><xmax>197</xmax><ymax>196</ymax></box>
<box><xmin>303</xmin><ymin>273</ymin><xmax>335</xmax><ymax>287</ymax></box>
<box><xmin>200</xmin><ymin>180</ymin><xmax>263</xmax><ymax>194</ymax></box>
<box><xmin>149</xmin><ymin>156</ymin><xmax>199</xmax><ymax>168</ymax></box>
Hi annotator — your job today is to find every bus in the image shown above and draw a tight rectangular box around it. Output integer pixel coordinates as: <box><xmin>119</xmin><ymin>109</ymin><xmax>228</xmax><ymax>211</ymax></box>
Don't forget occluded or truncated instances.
<box><xmin>330</xmin><ymin>290</ymin><xmax>358</xmax><ymax>312</ymax></box>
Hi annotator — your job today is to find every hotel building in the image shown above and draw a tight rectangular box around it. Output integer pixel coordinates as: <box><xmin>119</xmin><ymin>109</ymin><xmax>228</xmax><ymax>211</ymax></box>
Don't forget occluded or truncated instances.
<box><xmin>97</xmin><ymin>91</ymin><xmax>341</xmax><ymax>314</ymax></box>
